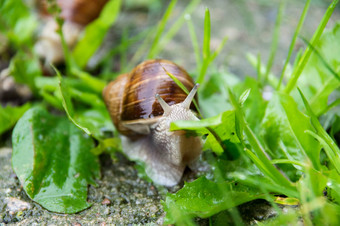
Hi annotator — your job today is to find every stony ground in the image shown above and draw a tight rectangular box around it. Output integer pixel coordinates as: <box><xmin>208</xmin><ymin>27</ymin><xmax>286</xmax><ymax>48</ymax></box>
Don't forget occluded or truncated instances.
<box><xmin>1</xmin><ymin>146</ymin><xmax>282</xmax><ymax>225</ymax></box>
<box><xmin>0</xmin><ymin>147</ymin><xmax>165</xmax><ymax>225</ymax></box>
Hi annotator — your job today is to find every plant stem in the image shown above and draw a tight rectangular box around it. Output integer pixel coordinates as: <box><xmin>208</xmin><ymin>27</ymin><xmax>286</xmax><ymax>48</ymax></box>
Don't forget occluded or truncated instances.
<box><xmin>277</xmin><ymin>0</ymin><xmax>310</xmax><ymax>90</ymax></box>
<box><xmin>147</xmin><ymin>0</ymin><xmax>178</xmax><ymax>59</ymax></box>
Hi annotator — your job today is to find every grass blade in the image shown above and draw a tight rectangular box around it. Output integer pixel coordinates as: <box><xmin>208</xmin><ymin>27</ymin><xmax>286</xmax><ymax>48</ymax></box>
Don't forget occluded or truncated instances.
<box><xmin>154</xmin><ymin>0</ymin><xmax>201</xmax><ymax>57</ymax></box>
<box><xmin>305</xmin><ymin>130</ymin><xmax>340</xmax><ymax>174</ymax></box>
<box><xmin>196</xmin><ymin>8</ymin><xmax>211</xmax><ymax>84</ymax></box>
<box><xmin>147</xmin><ymin>0</ymin><xmax>177</xmax><ymax>59</ymax></box>
<box><xmin>55</xmin><ymin>17</ymin><xmax>77</xmax><ymax>75</ymax></box>
<box><xmin>298</xmin><ymin>88</ymin><xmax>340</xmax><ymax>174</ymax></box>
<box><xmin>284</xmin><ymin>0</ymin><xmax>339</xmax><ymax>94</ymax></box>
<box><xmin>161</xmin><ymin>66</ymin><xmax>202</xmax><ymax>118</ymax></box>
<box><xmin>257</xmin><ymin>53</ymin><xmax>262</xmax><ymax>81</ymax></box>
<box><xmin>196</xmin><ymin>8</ymin><xmax>227</xmax><ymax>85</ymax></box>
<box><xmin>277</xmin><ymin>0</ymin><xmax>310</xmax><ymax>90</ymax></box>
<box><xmin>202</xmin><ymin>8</ymin><xmax>211</xmax><ymax>61</ymax></box>
<box><xmin>228</xmin><ymin>89</ymin><xmax>294</xmax><ymax>190</ymax></box>
<box><xmin>209</xmin><ymin>35</ymin><xmax>228</xmax><ymax>63</ymax></box>
<box><xmin>54</xmin><ymin>67</ymin><xmax>91</xmax><ymax>136</ymax></box>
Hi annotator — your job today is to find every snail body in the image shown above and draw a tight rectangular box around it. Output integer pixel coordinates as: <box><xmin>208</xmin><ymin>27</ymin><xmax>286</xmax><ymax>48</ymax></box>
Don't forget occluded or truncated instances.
<box><xmin>103</xmin><ymin>59</ymin><xmax>202</xmax><ymax>186</ymax></box>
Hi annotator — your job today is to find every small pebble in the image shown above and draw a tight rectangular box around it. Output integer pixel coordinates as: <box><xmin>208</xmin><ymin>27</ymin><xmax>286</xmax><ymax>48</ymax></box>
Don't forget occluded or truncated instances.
<box><xmin>5</xmin><ymin>188</ymin><xmax>11</xmax><ymax>194</ymax></box>
<box><xmin>101</xmin><ymin>198</ymin><xmax>111</xmax><ymax>205</ymax></box>
<box><xmin>5</xmin><ymin>197</ymin><xmax>32</xmax><ymax>214</ymax></box>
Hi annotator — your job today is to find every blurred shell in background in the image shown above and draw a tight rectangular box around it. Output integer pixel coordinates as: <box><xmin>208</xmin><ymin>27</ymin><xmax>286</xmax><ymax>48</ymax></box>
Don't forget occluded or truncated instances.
<box><xmin>34</xmin><ymin>0</ymin><xmax>108</xmax><ymax>65</ymax></box>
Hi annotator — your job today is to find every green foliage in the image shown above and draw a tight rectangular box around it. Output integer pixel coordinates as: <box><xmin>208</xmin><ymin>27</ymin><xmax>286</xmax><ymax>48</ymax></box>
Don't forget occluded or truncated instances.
<box><xmin>284</xmin><ymin>0</ymin><xmax>339</xmax><ymax>94</ymax></box>
<box><xmin>129</xmin><ymin>0</ymin><xmax>201</xmax><ymax>68</ymax></box>
<box><xmin>12</xmin><ymin>107</ymin><xmax>100</xmax><ymax>213</ymax></box>
<box><xmin>56</xmin><ymin>69</ymin><xmax>114</xmax><ymax>139</ymax></box>
<box><xmin>147</xmin><ymin>0</ymin><xmax>177</xmax><ymax>59</ymax></box>
<box><xmin>279</xmin><ymin>92</ymin><xmax>322</xmax><ymax>170</ymax></box>
<box><xmin>72</xmin><ymin>0</ymin><xmax>122</xmax><ymax>68</ymax></box>
<box><xmin>299</xmin><ymin>23</ymin><xmax>340</xmax><ymax>116</ymax></box>
<box><xmin>163</xmin><ymin>177</ymin><xmax>265</xmax><ymax>224</ymax></box>
<box><xmin>196</xmin><ymin>9</ymin><xmax>228</xmax><ymax>84</ymax></box>
<box><xmin>164</xmin><ymin>1</ymin><xmax>340</xmax><ymax>224</ymax></box>
<box><xmin>9</xmin><ymin>51</ymin><xmax>42</xmax><ymax>92</ymax></box>
<box><xmin>0</xmin><ymin>103</ymin><xmax>30</xmax><ymax>136</ymax></box>
<box><xmin>3</xmin><ymin>0</ymin><xmax>340</xmax><ymax>224</ymax></box>
<box><xmin>0</xmin><ymin>0</ymin><xmax>38</xmax><ymax>46</ymax></box>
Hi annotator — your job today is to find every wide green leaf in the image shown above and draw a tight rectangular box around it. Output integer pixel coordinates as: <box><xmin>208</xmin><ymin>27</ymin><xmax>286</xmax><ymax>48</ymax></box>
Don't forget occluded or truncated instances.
<box><xmin>260</xmin><ymin>93</ymin><xmax>305</xmax><ymax>181</ymax></box>
<box><xmin>279</xmin><ymin>92</ymin><xmax>322</xmax><ymax>170</ymax></box>
<box><xmin>170</xmin><ymin>110</ymin><xmax>239</xmax><ymax>155</ymax></box>
<box><xmin>163</xmin><ymin>177</ymin><xmax>265</xmax><ymax>224</ymax></box>
<box><xmin>12</xmin><ymin>106</ymin><xmax>100</xmax><ymax>213</ymax></box>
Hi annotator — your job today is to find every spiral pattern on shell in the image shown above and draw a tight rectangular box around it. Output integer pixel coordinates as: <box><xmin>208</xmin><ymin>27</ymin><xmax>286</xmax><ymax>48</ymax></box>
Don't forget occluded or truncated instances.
<box><xmin>103</xmin><ymin>59</ymin><xmax>197</xmax><ymax>136</ymax></box>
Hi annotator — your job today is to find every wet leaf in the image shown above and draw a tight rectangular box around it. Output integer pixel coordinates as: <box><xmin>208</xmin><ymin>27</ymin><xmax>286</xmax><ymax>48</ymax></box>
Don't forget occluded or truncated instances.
<box><xmin>163</xmin><ymin>177</ymin><xmax>265</xmax><ymax>224</ymax></box>
<box><xmin>12</xmin><ymin>106</ymin><xmax>100</xmax><ymax>213</ymax></box>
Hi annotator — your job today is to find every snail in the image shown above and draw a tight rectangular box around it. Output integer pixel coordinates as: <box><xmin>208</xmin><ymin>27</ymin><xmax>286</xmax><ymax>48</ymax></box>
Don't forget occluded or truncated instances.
<box><xmin>103</xmin><ymin>59</ymin><xmax>202</xmax><ymax>186</ymax></box>
<box><xmin>34</xmin><ymin>0</ymin><xmax>108</xmax><ymax>65</ymax></box>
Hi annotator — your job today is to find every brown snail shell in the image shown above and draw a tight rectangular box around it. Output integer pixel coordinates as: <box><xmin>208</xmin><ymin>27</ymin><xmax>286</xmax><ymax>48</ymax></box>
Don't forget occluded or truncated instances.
<box><xmin>36</xmin><ymin>0</ymin><xmax>109</xmax><ymax>25</ymax></box>
<box><xmin>103</xmin><ymin>59</ymin><xmax>202</xmax><ymax>186</ymax></box>
<box><xmin>103</xmin><ymin>59</ymin><xmax>198</xmax><ymax>136</ymax></box>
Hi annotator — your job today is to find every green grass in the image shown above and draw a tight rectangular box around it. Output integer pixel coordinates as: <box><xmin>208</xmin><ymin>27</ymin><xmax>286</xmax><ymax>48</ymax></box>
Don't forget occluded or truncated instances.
<box><xmin>1</xmin><ymin>0</ymin><xmax>340</xmax><ymax>224</ymax></box>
